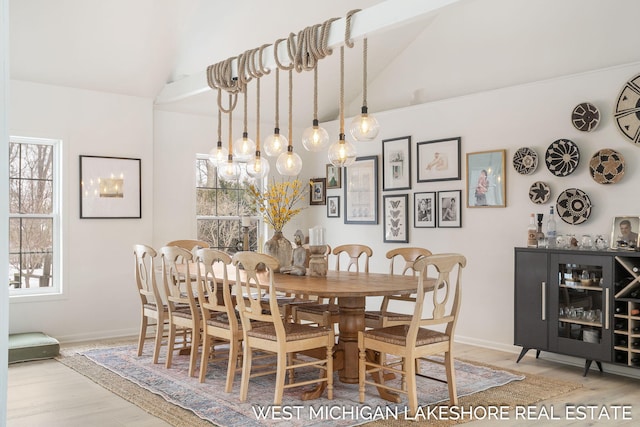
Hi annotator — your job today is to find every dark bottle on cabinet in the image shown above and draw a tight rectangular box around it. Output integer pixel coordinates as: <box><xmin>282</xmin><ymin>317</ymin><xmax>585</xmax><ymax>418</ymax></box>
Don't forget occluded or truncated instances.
<box><xmin>617</xmin><ymin>338</ymin><xmax>627</xmax><ymax>346</ymax></box>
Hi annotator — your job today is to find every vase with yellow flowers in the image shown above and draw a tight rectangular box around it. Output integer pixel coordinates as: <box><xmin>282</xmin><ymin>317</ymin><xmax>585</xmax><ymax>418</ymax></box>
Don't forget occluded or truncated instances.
<box><xmin>248</xmin><ymin>179</ymin><xmax>306</xmax><ymax>271</ymax></box>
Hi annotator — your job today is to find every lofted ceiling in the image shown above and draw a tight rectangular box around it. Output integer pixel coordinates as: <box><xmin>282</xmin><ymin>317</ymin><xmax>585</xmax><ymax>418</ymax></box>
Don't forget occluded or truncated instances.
<box><xmin>10</xmin><ymin>0</ymin><xmax>640</xmax><ymax>128</ymax></box>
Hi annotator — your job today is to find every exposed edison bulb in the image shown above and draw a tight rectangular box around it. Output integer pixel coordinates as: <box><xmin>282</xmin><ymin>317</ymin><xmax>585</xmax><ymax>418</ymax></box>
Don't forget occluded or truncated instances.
<box><xmin>301</xmin><ymin>119</ymin><xmax>330</xmax><ymax>152</ymax></box>
<box><xmin>276</xmin><ymin>146</ymin><xmax>303</xmax><ymax>176</ymax></box>
<box><xmin>263</xmin><ymin>128</ymin><xmax>287</xmax><ymax>157</ymax></box>
<box><xmin>328</xmin><ymin>134</ymin><xmax>357</xmax><ymax>167</ymax></box>
<box><xmin>232</xmin><ymin>132</ymin><xmax>255</xmax><ymax>163</ymax></box>
<box><xmin>218</xmin><ymin>156</ymin><xmax>240</xmax><ymax>181</ymax></box>
<box><xmin>246</xmin><ymin>152</ymin><xmax>270</xmax><ymax>178</ymax></box>
<box><xmin>208</xmin><ymin>141</ymin><xmax>228</xmax><ymax>166</ymax></box>
<box><xmin>349</xmin><ymin>106</ymin><xmax>380</xmax><ymax>141</ymax></box>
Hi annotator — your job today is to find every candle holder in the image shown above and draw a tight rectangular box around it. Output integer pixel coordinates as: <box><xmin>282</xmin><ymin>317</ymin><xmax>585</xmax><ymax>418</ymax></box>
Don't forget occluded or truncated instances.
<box><xmin>308</xmin><ymin>244</ymin><xmax>328</xmax><ymax>277</ymax></box>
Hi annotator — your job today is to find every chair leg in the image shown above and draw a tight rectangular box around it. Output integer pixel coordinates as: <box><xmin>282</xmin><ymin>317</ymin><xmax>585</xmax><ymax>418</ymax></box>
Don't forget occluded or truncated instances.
<box><xmin>225</xmin><ymin>338</ymin><xmax>240</xmax><ymax>393</ymax></box>
<box><xmin>405</xmin><ymin>356</ymin><xmax>418</xmax><ymax>418</ymax></box>
<box><xmin>152</xmin><ymin>317</ymin><xmax>165</xmax><ymax>364</ymax></box>
<box><xmin>444</xmin><ymin>351</ymin><xmax>458</xmax><ymax>405</ymax></box>
<box><xmin>137</xmin><ymin>315</ymin><xmax>148</xmax><ymax>356</ymax></box>
<box><xmin>274</xmin><ymin>351</ymin><xmax>287</xmax><ymax>405</ymax></box>
<box><xmin>189</xmin><ymin>326</ymin><xmax>200</xmax><ymax>377</ymax></box>
<box><xmin>358</xmin><ymin>336</ymin><xmax>366</xmax><ymax>403</ymax></box>
<box><xmin>326</xmin><ymin>343</ymin><xmax>334</xmax><ymax>400</ymax></box>
<box><xmin>199</xmin><ymin>333</ymin><xmax>211</xmax><ymax>383</ymax></box>
<box><xmin>239</xmin><ymin>343</ymin><xmax>252</xmax><ymax>402</ymax></box>
<box><xmin>165</xmin><ymin>324</ymin><xmax>176</xmax><ymax>369</ymax></box>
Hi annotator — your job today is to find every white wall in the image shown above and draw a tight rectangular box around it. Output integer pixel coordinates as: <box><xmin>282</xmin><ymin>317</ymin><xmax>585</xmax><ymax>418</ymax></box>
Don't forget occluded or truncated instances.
<box><xmin>153</xmin><ymin>61</ymin><xmax>640</xmax><ymax>353</ymax></box>
<box><xmin>8</xmin><ymin>80</ymin><xmax>154</xmax><ymax>342</ymax></box>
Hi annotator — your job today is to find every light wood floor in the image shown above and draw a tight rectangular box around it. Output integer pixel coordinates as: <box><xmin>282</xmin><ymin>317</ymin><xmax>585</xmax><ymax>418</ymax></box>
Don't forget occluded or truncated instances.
<box><xmin>6</xmin><ymin>342</ymin><xmax>640</xmax><ymax>426</ymax></box>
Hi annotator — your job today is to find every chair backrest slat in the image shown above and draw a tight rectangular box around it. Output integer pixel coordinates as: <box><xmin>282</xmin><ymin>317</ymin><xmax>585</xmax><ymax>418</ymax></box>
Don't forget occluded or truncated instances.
<box><xmin>160</xmin><ymin>246</ymin><xmax>198</xmax><ymax>313</ymax></box>
<box><xmin>133</xmin><ymin>244</ymin><xmax>161</xmax><ymax>305</ymax></box>
<box><xmin>333</xmin><ymin>244</ymin><xmax>372</xmax><ymax>272</ymax></box>
<box><xmin>195</xmin><ymin>248</ymin><xmax>235</xmax><ymax>328</ymax></box>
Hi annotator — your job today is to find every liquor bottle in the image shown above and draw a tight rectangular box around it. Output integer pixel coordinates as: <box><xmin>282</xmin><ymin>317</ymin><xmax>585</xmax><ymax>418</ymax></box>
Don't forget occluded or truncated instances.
<box><xmin>527</xmin><ymin>214</ymin><xmax>538</xmax><ymax>247</ymax></box>
<box><xmin>546</xmin><ymin>206</ymin><xmax>557</xmax><ymax>247</ymax></box>
<box><xmin>616</xmin><ymin>353</ymin><xmax>626</xmax><ymax>362</ymax></box>
<box><xmin>617</xmin><ymin>338</ymin><xmax>627</xmax><ymax>346</ymax></box>
<box><xmin>536</xmin><ymin>213</ymin><xmax>545</xmax><ymax>248</ymax></box>
<box><xmin>632</xmin><ymin>357</ymin><xmax>640</xmax><ymax>364</ymax></box>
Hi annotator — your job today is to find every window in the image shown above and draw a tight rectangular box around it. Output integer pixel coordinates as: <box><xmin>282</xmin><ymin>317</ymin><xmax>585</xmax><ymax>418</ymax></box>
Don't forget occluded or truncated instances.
<box><xmin>195</xmin><ymin>156</ymin><xmax>259</xmax><ymax>252</ymax></box>
<box><xmin>9</xmin><ymin>136</ymin><xmax>60</xmax><ymax>296</ymax></box>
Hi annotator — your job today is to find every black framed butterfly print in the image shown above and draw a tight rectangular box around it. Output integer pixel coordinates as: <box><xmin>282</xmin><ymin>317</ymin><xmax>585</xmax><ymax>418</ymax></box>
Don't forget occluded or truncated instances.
<box><xmin>383</xmin><ymin>194</ymin><xmax>409</xmax><ymax>243</ymax></box>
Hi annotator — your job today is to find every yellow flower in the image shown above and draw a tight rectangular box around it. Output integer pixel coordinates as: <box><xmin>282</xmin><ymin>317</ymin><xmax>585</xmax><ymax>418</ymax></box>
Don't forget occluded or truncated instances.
<box><xmin>248</xmin><ymin>178</ymin><xmax>307</xmax><ymax>232</ymax></box>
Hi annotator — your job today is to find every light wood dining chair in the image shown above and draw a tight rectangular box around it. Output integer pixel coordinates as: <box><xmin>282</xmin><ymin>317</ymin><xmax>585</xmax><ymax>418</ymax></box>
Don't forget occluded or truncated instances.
<box><xmin>358</xmin><ymin>253</ymin><xmax>467</xmax><ymax>417</ymax></box>
<box><xmin>166</xmin><ymin>239</ymin><xmax>210</xmax><ymax>254</ymax></box>
<box><xmin>232</xmin><ymin>251</ymin><xmax>334</xmax><ymax>405</ymax></box>
<box><xmin>364</xmin><ymin>247</ymin><xmax>432</xmax><ymax>329</ymax></box>
<box><xmin>194</xmin><ymin>248</ymin><xmax>240</xmax><ymax>389</ymax></box>
<box><xmin>161</xmin><ymin>245</ymin><xmax>201</xmax><ymax>377</ymax></box>
<box><xmin>133</xmin><ymin>244</ymin><xmax>168</xmax><ymax>364</ymax></box>
<box><xmin>292</xmin><ymin>244</ymin><xmax>372</xmax><ymax>327</ymax></box>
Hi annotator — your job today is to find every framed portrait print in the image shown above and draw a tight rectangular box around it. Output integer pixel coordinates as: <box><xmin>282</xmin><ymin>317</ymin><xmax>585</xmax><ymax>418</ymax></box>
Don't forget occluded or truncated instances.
<box><xmin>344</xmin><ymin>155</ymin><xmax>378</xmax><ymax>224</ymax></box>
<box><xmin>79</xmin><ymin>155</ymin><xmax>141</xmax><ymax>219</ymax></box>
<box><xmin>414</xmin><ymin>191</ymin><xmax>436</xmax><ymax>228</ymax></box>
<box><xmin>326</xmin><ymin>163</ymin><xmax>342</xmax><ymax>189</ymax></box>
<box><xmin>417</xmin><ymin>137</ymin><xmax>461</xmax><ymax>182</ymax></box>
<box><xmin>437</xmin><ymin>190</ymin><xmax>461</xmax><ymax>228</ymax></box>
<box><xmin>611</xmin><ymin>216</ymin><xmax>640</xmax><ymax>250</ymax></box>
<box><xmin>310</xmin><ymin>178</ymin><xmax>326</xmax><ymax>205</ymax></box>
<box><xmin>383</xmin><ymin>194</ymin><xmax>409</xmax><ymax>243</ymax></box>
<box><xmin>327</xmin><ymin>196</ymin><xmax>340</xmax><ymax>218</ymax></box>
<box><xmin>466</xmin><ymin>149</ymin><xmax>507</xmax><ymax>208</ymax></box>
<box><xmin>382</xmin><ymin>136</ymin><xmax>411</xmax><ymax>191</ymax></box>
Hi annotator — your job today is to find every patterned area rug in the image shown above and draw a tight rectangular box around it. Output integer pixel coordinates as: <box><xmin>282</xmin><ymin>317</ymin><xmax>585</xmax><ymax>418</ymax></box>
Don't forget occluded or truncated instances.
<box><xmin>60</xmin><ymin>345</ymin><xmax>527</xmax><ymax>427</ymax></box>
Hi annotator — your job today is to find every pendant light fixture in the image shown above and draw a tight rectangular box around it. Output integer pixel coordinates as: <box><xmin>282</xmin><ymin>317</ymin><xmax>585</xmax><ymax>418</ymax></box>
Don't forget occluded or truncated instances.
<box><xmin>232</xmin><ymin>88</ymin><xmax>256</xmax><ymax>162</ymax></box>
<box><xmin>263</xmin><ymin>68</ymin><xmax>287</xmax><ymax>157</ymax></box>
<box><xmin>276</xmin><ymin>69</ymin><xmax>302</xmax><ymax>176</ymax></box>
<box><xmin>208</xmin><ymin>107</ymin><xmax>228</xmax><ymax>166</ymax></box>
<box><xmin>247</xmin><ymin>77</ymin><xmax>270</xmax><ymax>178</ymax></box>
<box><xmin>328</xmin><ymin>45</ymin><xmax>357</xmax><ymax>167</ymax></box>
<box><xmin>218</xmin><ymin>93</ymin><xmax>240</xmax><ymax>181</ymax></box>
<box><xmin>349</xmin><ymin>38</ymin><xmax>380</xmax><ymax>141</ymax></box>
<box><xmin>302</xmin><ymin>65</ymin><xmax>330</xmax><ymax>151</ymax></box>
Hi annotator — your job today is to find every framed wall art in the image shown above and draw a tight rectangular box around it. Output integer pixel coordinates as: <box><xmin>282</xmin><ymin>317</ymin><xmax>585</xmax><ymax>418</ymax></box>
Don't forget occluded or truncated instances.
<box><xmin>326</xmin><ymin>163</ymin><xmax>342</xmax><ymax>189</ymax></box>
<box><xmin>382</xmin><ymin>136</ymin><xmax>411</xmax><ymax>191</ymax></box>
<box><xmin>611</xmin><ymin>216</ymin><xmax>640</xmax><ymax>250</ymax></box>
<box><xmin>79</xmin><ymin>155</ymin><xmax>141</xmax><ymax>219</ymax></box>
<box><xmin>437</xmin><ymin>190</ymin><xmax>461</xmax><ymax>228</ymax></box>
<box><xmin>344</xmin><ymin>155</ymin><xmax>378</xmax><ymax>224</ymax></box>
<box><xmin>327</xmin><ymin>196</ymin><xmax>340</xmax><ymax>218</ymax></box>
<box><xmin>466</xmin><ymin>149</ymin><xmax>507</xmax><ymax>208</ymax></box>
<box><xmin>383</xmin><ymin>194</ymin><xmax>409</xmax><ymax>243</ymax></box>
<box><xmin>417</xmin><ymin>137</ymin><xmax>461</xmax><ymax>183</ymax></box>
<box><xmin>310</xmin><ymin>178</ymin><xmax>326</xmax><ymax>205</ymax></box>
<box><xmin>414</xmin><ymin>191</ymin><xmax>436</xmax><ymax>228</ymax></box>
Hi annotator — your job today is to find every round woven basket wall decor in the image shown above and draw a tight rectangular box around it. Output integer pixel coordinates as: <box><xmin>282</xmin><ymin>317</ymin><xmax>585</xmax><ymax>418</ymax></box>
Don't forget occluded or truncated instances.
<box><xmin>529</xmin><ymin>181</ymin><xmax>551</xmax><ymax>204</ymax></box>
<box><xmin>589</xmin><ymin>148</ymin><xmax>625</xmax><ymax>184</ymax></box>
<box><xmin>571</xmin><ymin>102</ymin><xmax>600</xmax><ymax>132</ymax></box>
<box><xmin>545</xmin><ymin>139</ymin><xmax>580</xmax><ymax>177</ymax></box>
<box><xmin>614</xmin><ymin>73</ymin><xmax>640</xmax><ymax>145</ymax></box>
<box><xmin>513</xmin><ymin>147</ymin><xmax>538</xmax><ymax>175</ymax></box>
<box><xmin>556</xmin><ymin>188</ymin><xmax>592</xmax><ymax>225</ymax></box>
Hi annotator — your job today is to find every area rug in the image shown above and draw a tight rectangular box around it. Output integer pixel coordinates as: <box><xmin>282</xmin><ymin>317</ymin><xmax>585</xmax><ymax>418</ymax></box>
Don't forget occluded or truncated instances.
<box><xmin>57</xmin><ymin>345</ymin><xmax>579</xmax><ymax>427</ymax></box>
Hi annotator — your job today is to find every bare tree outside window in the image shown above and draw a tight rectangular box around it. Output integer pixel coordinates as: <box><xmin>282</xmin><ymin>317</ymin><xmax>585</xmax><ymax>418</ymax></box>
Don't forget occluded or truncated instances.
<box><xmin>195</xmin><ymin>157</ymin><xmax>259</xmax><ymax>252</ymax></box>
<box><xmin>8</xmin><ymin>138</ymin><xmax>58</xmax><ymax>292</ymax></box>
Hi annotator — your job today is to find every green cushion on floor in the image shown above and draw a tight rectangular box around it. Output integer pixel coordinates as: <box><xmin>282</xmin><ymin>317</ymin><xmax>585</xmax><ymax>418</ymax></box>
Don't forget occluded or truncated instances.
<box><xmin>8</xmin><ymin>332</ymin><xmax>60</xmax><ymax>364</ymax></box>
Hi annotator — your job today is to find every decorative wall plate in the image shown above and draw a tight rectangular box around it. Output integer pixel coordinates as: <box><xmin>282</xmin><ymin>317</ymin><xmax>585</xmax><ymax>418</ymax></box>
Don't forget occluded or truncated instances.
<box><xmin>545</xmin><ymin>139</ymin><xmax>580</xmax><ymax>177</ymax></box>
<box><xmin>589</xmin><ymin>148</ymin><xmax>625</xmax><ymax>184</ymax></box>
<box><xmin>571</xmin><ymin>102</ymin><xmax>600</xmax><ymax>132</ymax></box>
<box><xmin>512</xmin><ymin>147</ymin><xmax>538</xmax><ymax>175</ymax></box>
<box><xmin>614</xmin><ymin>73</ymin><xmax>640</xmax><ymax>145</ymax></box>
<box><xmin>556</xmin><ymin>188</ymin><xmax>591</xmax><ymax>225</ymax></box>
<box><xmin>529</xmin><ymin>181</ymin><xmax>550</xmax><ymax>204</ymax></box>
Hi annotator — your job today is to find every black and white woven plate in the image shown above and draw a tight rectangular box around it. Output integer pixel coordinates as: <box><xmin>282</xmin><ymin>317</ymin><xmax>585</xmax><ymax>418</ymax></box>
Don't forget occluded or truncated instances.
<box><xmin>529</xmin><ymin>181</ymin><xmax>551</xmax><ymax>204</ymax></box>
<box><xmin>556</xmin><ymin>188</ymin><xmax>592</xmax><ymax>225</ymax></box>
<box><xmin>545</xmin><ymin>139</ymin><xmax>580</xmax><ymax>177</ymax></box>
<box><xmin>589</xmin><ymin>148</ymin><xmax>625</xmax><ymax>184</ymax></box>
<box><xmin>513</xmin><ymin>147</ymin><xmax>538</xmax><ymax>175</ymax></box>
<box><xmin>572</xmin><ymin>102</ymin><xmax>600</xmax><ymax>132</ymax></box>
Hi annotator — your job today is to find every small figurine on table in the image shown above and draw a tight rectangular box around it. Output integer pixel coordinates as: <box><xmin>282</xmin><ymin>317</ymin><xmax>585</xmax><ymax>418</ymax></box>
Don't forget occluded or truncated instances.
<box><xmin>281</xmin><ymin>230</ymin><xmax>307</xmax><ymax>276</ymax></box>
